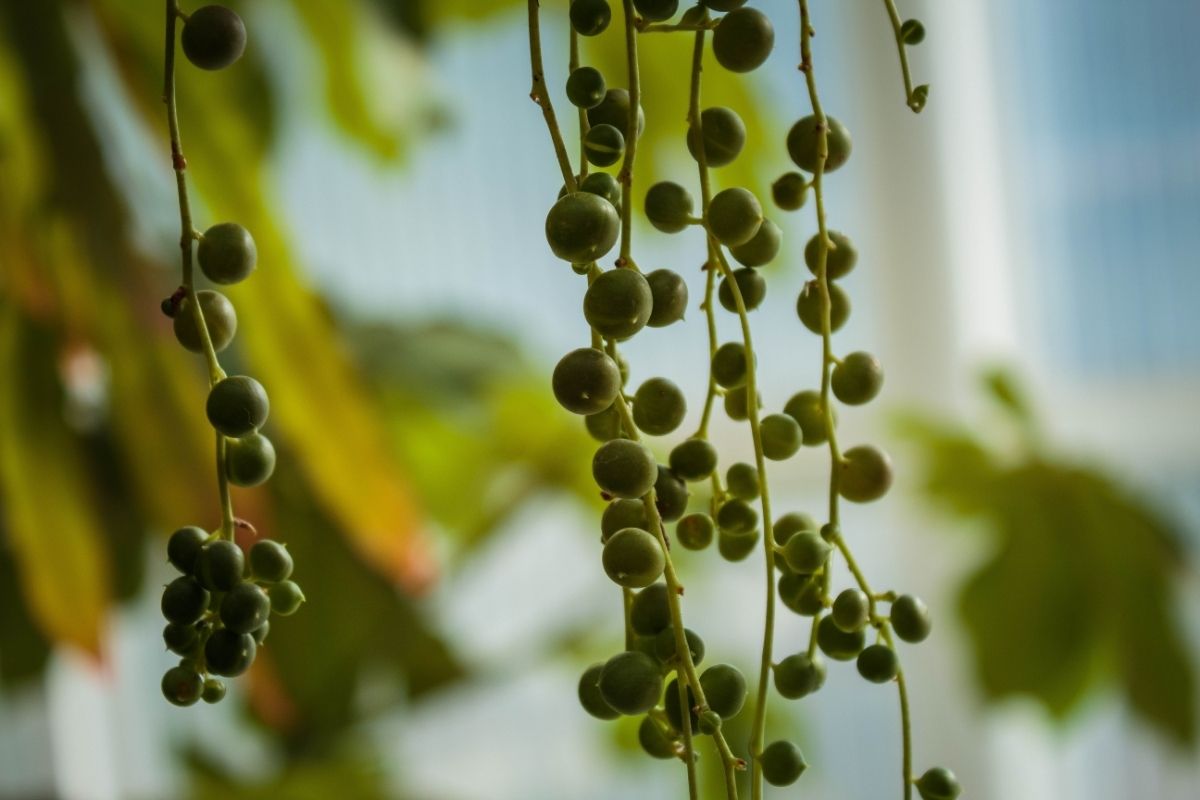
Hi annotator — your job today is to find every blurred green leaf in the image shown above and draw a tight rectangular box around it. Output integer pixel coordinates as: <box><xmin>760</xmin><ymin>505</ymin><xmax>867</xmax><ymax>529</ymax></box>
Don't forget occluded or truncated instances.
<box><xmin>187</xmin><ymin>748</ymin><xmax>392</xmax><ymax>800</ymax></box>
<box><xmin>0</xmin><ymin>542</ymin><xmax>51</xmax><ymax>687</ymax></box>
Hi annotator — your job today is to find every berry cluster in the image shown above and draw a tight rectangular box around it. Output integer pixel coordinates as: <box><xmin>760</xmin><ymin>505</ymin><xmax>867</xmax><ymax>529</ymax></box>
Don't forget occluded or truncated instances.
<box><xmin>535</xmin><ymin>2</ymin><xmax>956</xmax><ymax>798</ymax></box>
<box><xmin>156</xmin><ymin>3</ymin><xmax>303</xmax><ymax>706</ymax></box>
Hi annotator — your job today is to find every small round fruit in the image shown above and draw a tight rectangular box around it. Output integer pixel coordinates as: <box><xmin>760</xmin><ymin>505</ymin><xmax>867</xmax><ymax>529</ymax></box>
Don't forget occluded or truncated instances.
<box><xmin>796</xmin><ymin>280</ymin><xmax>851</xmax><ymax>334</ymax></box>
<box><xmin>816</xmin><ymin>615</ymin><xmax>866</xmax><ymax>661</ymax></box>
<box><xmin>915</xmin><ymin>767</ymin><xmax>961</xmax><ymax>800</ymax></box>
<box><xmin>579</xmin><ymin>172</ymin><xmax>622</xmax><ymax>209</ymax></box>
<box><xmin>729</xmin><ymin>219</ymin><xmax>781</xmax><ymax>267</ymax></box>
<box><xmin>645</xmin><ymin>269</ymin><xmax>688</xmax><ymax>327</ymax></box>
<box><xmin>584</xmin><ymin>269</ymin><xmax>653</xmax><ymax>339</ymax></box>
<box><xmin>579</xmin><ymin>663</ymin><xmax>620</xmax><ymax>720</ymax></box>
<box><xmin>162</xmin><ymin>665</ymin><xmax>204</xmax><ymax>706</ymax></box>
<box><xmin>201</xmin><ymin>678</ymin><xmax>226</xmax><ymax>704</ymax></box>
<box><xmin>583</xmin><ymin>123</ymin><xmax>625</xmax><ymax>167</ymax></box>
<box><xmin>723</xmin><ymin>386</ymin><xmax>759</xmax><ymax>422</ymax></box>
<box><xmin>553</xmin><ymin>348</ymin><xmax>622</xmax><ymax>415</ymax></box>
<box><xmin>772</xmin><ymin>172</ymin><xmax>808</xmax><ymax>211</ymax></box>
<box><xmin>725</xmin><ymin>462</ymin><xmax>759</xmax><ymax>500</ymax></box>
<box><xmin>773</xmin><ymin>513</ymin><xmax>816</xmax><ymax>546</ymax></box>
<box><xmin>717</xmin><ymin>528</ymin><xmax>758</xmax><ymax>562</ymax></box>
<box><xmin>588</xmin><ymin>88</ymin><xmax>644</xmax><ymax>140</ymax></box>
<box><xmin>197</xmin><ymin>222</ymin><xmax>256</xmax><ymax>284</ymax></box>
<box><xmin>778</xmin><ymin>574</ymin><xmax>825</xmax><ymax>616</ymax></box>
<box><xmin>546</xmin><ymin>192</ymin><xmax>620</xmax><ymax>263</ymax></box>
<box><xmin>603</xmin><ymin>528</ymin><xmax>665</xmax><ymax>588</ymax></box>
<box><xmin>712</xmin><ymin>8</ymin><xmax>775</xmax><ymax>73</ymax></box>
<box><xmin>700</xmin><ymin>663</ymin><xmax>746</xmax><ymax>719</ymax></box>
<box><xmin>645</xmin><ymin>182</ymin><xmax>694</xmax><ymax>234</ymax></box>
<box><xmin>181</xmin><ymin>6</ymin><xmax>246</xmax><ymax>71</ymax></box>
<box><xmin>686</xmin><ymin>106</ymin><xmax>746</xmax><ymax>168</ymax></box>
<box><xmin>708</xmin><ymin>188</ymin><xmax>762</xmax><ymax>247</ymax></box>
<box><xmin>654</xmin><ymin>626</ymin><xmax>705</xmax><ymax>665</ymax></box>
<box><xmin>761</xmin><ymin>740</ymin><xmax>807</xmax><ymax>787</ymax></box>
<box><xmin>639</xmin><ymin>716</ymin><xmax>677</xmax><ymax>759</ymax></box>
<box><xmin>634</xmin><ymin>0</ymin><xmax>680</xmax><ymax>23</ymax></box>
<box><xmin>782</xmin><ymin>531</ymin><xmax>831</xmax><ymax>574</ymax></box>
<box><xmin>654</xmin><ymin>466</ymin><xmax>689</xmax><ymax>523</ymax></box>
<box><xmin>167</xmin><ymin>526</ymin><xmax>208</xmax><ymax>574</ymax></box>
<box><xmin>838</xmin><ymin>445</ymin><xmax>894</xmax><ymax>503</ymax></box>
<box><xmin>717</xmin><ymin>268</ymin><xmax>766</xmax><ymax>313</ymax></box>
<box><xmin>831</xmin><ymin>588</ymin><xmax>870</xmax><ymax>633</ymax></box>
<box><xmin>832</xmin><ymin>351</ymin><xmax>884</xmax><ymax>406</ymax></box>
<box><xmin>570</xmin><ymin>0</ymin><xmax>611</xmax><ymax>36</ymax></box>
<box><xmin>901</xmin><ymin>19</ymin><xmax>927</xmax><ymax>45</ymax></box>
<box><xmin>205</xmin><ymin>629</ymin><xmax>257</xmax><ymax>677</ymax></box>
<box><xmin>676</xmin><ymin>513</ymin><xmax>715</xmax><ymax>550</ymax></box>
<box><xmin>664</xmin><ymin>677</ymin><xmax>697</xmax><ymax>731</ymax></box>
<box><xmin>773</xmin><ymin>652</ymin><xmax>826</xmax><ymax>699</ymax></box>
<box><xmin>716</xmin><ymin>499</ymin><xmax>757</xmax><ymax>535</ymax></box>
<box><xmin>219</xmin><ymin>582</ymin><xmax>271</xmax><ymax>634</ymax></box>
<box><xmin>601</xmin><ymin>498</ymin><xmax>648</xmax><ymax>541</ymax></box>
<box><xmin>857</xmin><ymin>643</ymin><xmax>900</xmax><ymax>683</ymax></box>
<box><xmin>711</xmin><ymin>342</ymin><xmax>749</xmax><ymax>389</ymax></box>
<box><xmin>783</xmin><ymin>390</ymin><xmax>836</xmax><ymax>446</ymax></box>
<box><xmin>251</xmin><ymin>622</ymin><xmax>270</xmax><ymax>644</ymax></box>
<box><xmin>633</xmin><ymin>377</ymin><xmax>686</xmax><ymax>436</ymax></box>
<box><xmin>585</xmin><ymin>404</ymin><xmax>624</xmax><ymax>442</ymax></box>
<box><xmin>198</xmin><ymin>539</ymin><xmax>244</xmax><ymax>591</ymax></box>
<box><xmin>161</xmin><ymin>576</ymin><xmax>209</xmax><ymax>625</ymax></box>
<box><xmin>787</xmin><ymin>115</ymin><xmax>853</xmax><ymax>173</ymax></box>
<box><xmin>249</xmin><ymin>539</ymin><xmax>293</xmax><ymax>582</ymax></box>
<box><xmin>890</xmin><ymin>594</ymin><xmax>932</xmax><ymax>643</ymax></box>
<box><xmin>804</xmin><ymin>230</ymin><xmax>857</xmax><ymax>279</ymax></box>
<box><xmin>268</xmin><ymin>580</ymin><xmax>305</xmax><ymax>616</ymax></box>
<box><xmin>163</xmin><ymin>622</ymin><xmax>199</xmax><ymax>656</ymax></box>
<box><xmin>598</xmin><ymin>650</ymin><xmax>663</xmax><ymax>715</ymax></box>
<box><xmin>224</xmin><ymin>432</ymin><xmax>276</xmax><ymax>487</ymax></box>
<box><xmin>566</xmin><ymin>66</ymin><xmax>606</xmax><ymax>108</ymax></box>
<box><xmin>593</xmin><ymin>439</ymin><xmax>658</xmax><ymax>498</ymax></box>
<box><xmin>761</xmin><ymin>413</ymin><xmax>802</xmax><ymax>460</ymax></box>
<box><xmin>669</xmin><ymin>438</ymin><xmax>717</xmax><ymax>482</ymax></box>
<box><xmin>206</xmin><ymin>376</ymin><xmax>269</xmax><ymax>438</ymax></box>
<box><xmin>630</xmin><ymin>582</ymin><xmax>672</xmax><ymax>636</ymax></box>
<box><xmin>173</xmin><ymin>290</ymin><xmax>237</xmax><ymax>353</ymax></box>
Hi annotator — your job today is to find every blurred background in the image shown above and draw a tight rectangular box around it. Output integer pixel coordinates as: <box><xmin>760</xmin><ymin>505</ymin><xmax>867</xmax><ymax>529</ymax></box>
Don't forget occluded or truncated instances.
<box><xmin>1</xmin><ymin>0</ymin><xmax>1198</xmax><ymax>798</ymax></box>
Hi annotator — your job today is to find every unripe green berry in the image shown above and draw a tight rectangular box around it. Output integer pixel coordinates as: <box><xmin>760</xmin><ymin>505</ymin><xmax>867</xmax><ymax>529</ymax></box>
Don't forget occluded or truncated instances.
<box><xmin>639</xmin><ymin>716</ymin><xmax>677</xmax><ymax>758</ymax></box>
<box><xmin>774</xmin><ymin>652</ymin><xmax>826</xmax><ymax>699</ymax></box>
<box><xmin>832</xmin><ymin>351</ymin><xmax>884</xmax><ymax>406</ymax></box>
<box><xmin>717</xmin><ymin>528</ymin><xmax>758</xmax><ymax>562</ymax></box>
<box><xmin>579</xmin><ymin>171</ymin><xmax>622</xmax><ymax>207</ymax></box>
<box><xmin>654</xmin><ymin>466</ymin><xmax>689</xmax><ymax>523</ymax></box>
<box><xmin>686</xmin><ymin>106</ymin><xmax>746</xmax><ymax>168</ymax></box>
<box><xmin>729</xmin><ymin>219</ymin><xmax>782</xmax><ymax>267</ymax></box>
<box><xmin>181</xmin><ymin>6</ymin><xmax>246</xmax><ymax>71</ymax></box>
<box><xmin>645</xmin><ymin>268</ymin><xmax>688</xmax><ymax>327</ymax></box>
<box><xmin>251</xmin><ymin>621</ymin><xmax>270</xmax><ymax>644</ymax></box>
<box><xmin>566</xmin><ymin>66</ymin><xmax>606</xmax><ymax>109</ymax></box>
<box><xmin>915</xmin><ymin>767</ymin><xmax>961</xmax><ymax>800</ymax></box>
<box><xmin>669</xmin><ymin>438</ymin><xmax>717</xmax><ymax>482</ymax></box>
<box><xmin>197</xmin><ymin>222</ymin><xmax>256</xmax><ymax>284</ymax></box>
<box><xmin>787</xmin><ymin>115</ymin><xmax>853</xmax><ymax>173</ymax></box>
<box><xmin>717</xmin><ymin>268</ymin><xmax>766</xmax><ymax>313</ymax></box>
<box><xmin>546</xmin><ymin>192</ymin><xmax>620</xmax><ymax>264</ymax></box>
<box><xmin>698</xmin><ymin>709</ymin><xmax>722</xmax><ymax>735</ymax></box>
<box><xmin>761</xmin><ymin>413</ymin><xmax>802</xmax><ymax>461</ymax></box>
<box><xmin>664</xmin><ymin>677</ymin><xmax>697</xmax><ymax>732</ymax></box>
<box><xmin>699</xmin><ymin>663</ymin><xmax>746</xmax><ymax>719</ymax></box>
<box><xmin>587</xmin><ymin>88</ymin><xmax>644</xmax><ymax>141</ymax></box>
<box><xmin>162</xmin><ymin>665</ymin><xmax>204</xmax><ymax>706</ymax></box>
<box><xmin>206</xmin><ymin>376</ymin><xmax>269</xmax><ymax>438</ymax></box>
<box><xmin>268</xmin><ymin>580</ymin><xmax>305</xmax><ymax>616</ymax></box>
<box><xmin>579</xmin><ymin>663</ymin><xmax>620</xmax><ymax>720</ymax></box>
<box><xmin>778</xmin><ymin>573</ymin><xmax>825</xmax><ymax>616</ymax></box>
<box><xmin>219</xmin><ymin>582</ymin><xmax>271</xmax><ymax>634</ymax></box>
<box><xmin>725</xmin><ymin>461</ymin><xmax>759</xmax><ymax>500</ymax></box>
<box><xmin>601</xmin><ymin>498</ymin><xmax>648</xmax><ymax>542</ymax></box>
<box><xmin>831</xmin><ymin>588</ymin><xmax>870</xmax><ymax>633</ymax></box>
<box><xmin>645</xmin><ymin>182</ymin><xmax>695</xmax><ymax>234</ymax></box>
<box><xmin>598</xmin><ymin>650</ymin><xmax>663</xmax><ymax>715</ymax></box>
<box><xmin>654</xmin><ymin>626</ymin><xmax>705</xmax><ymax>665</ymax></box>
<box><xmin>634</xmin><ymin>0</ymin><xmax>680</xmax><ymax>23</ymax></box>
<box><xmin>249</xmin><ymin>539</ymin><xmax>293</xmax><ymax>582</ymax></box>
<box><xmin>553</xmin><ymin>347</ymin><xmax>622</xmax><ymax>415</ymax></box>
<box><xmin>816</xmin><ymin>614</ymin><xmax>866</xmax><ymax>661</ymax></box>
<box><xmin>633</xmin><ymin>377</ymin><xmax>686</xmax><ymax>436</ymax></box>
<box><xmin>723</xmin><ymin>385</ymin><xmax>760</xmax><ymax>422</ymax></box>
<box><xmin>708</xmin><ymin>188</ymin><xmax>763</xmax><ymax>247</ymax></box>
<box><xmin>804</xmin><ymin>230</ymin><xmax>858</xmax><ymax>279</ymax></box>
<box><xmin>796</xmin><ymin>279</ymin><xmax>851</xmax><ymax>334</ymax></box>
<box><xmin>839</xmin><ymin>445</ymin><xmax>894</xmax><ymax>503</ymax></box>
<box><xmin>585</xmin><ymin>404</ymin><xmax>625</xmax><ymax>442</ymax></box>
<box><xmin>676</xmin><ymin>512</ymin><xmax>715</xmax><ymax>550</ymax></box>
<box><xmin>163</xmin><ymin>622</ymin><xmax>199</xmax><ymax>656</ymax></box>
<box><xmin>712</xmin><ymin>8</ymin><xmax>775</xmax><ymax>73</ymax></box>
<box><xmin>782</xmin><ymin>531</ymin><xmax>831</xmax><ymax>574</ymax></box>
<box><xmin>584</xmin><ymin>268</ymin><xmax>653</xmax><ymax>339</ymax></box>
<box><xmin>773</xmin><ymin>513</ymin><xmax>817</xmax><ymax>546</ymax></box>
<box><xmin>711</xmin><ymin>342</ymin><xmax>749</xmax><ymax>389</ymax></box>
<box><xmin>716</xmin><ymin>498</ymin><xmax>757</xmax><ymax>535</ymax></box>
<box><xmin>771</xmin><ymin>172</ymin><xmax>808</xmax><ymax>211</ymax></box>
<box><xmin>630</xmin><ymin>582</ymin><xmax>672</xmax><ymax>637</ymax></box>
<box><xmin>901</xmin><ymin>19</ymin><xmax>927</xmax><ymax>46</ymax></box>
<box><xmin>593</xmin><ymin>439</ymin><xmax>658</xmax><ymax>498</ymax></box>
<box><xmin>783</xmin><ymin>390</ymin><xmax>836</xmax><ymax>446</ymax></box>
<box><xmin>174</xmin><ymin>290</ymin><xmax>237</xmax><ymax>353</ymax></box>
<box><xmin>161</xmin><ymin>576</ymin><xmax>209</xmax><ymax>625</ymax></box>
<box><xmin>583</xmin><ymin>123</ymin><xmax>625</xmax><ymax>167</ymax></box>
<box><xmin>224</xmin><ymin>432</ymin><xmax>276</xmax><ymax>487</ymax></box>
<box><xmin>891</xmin><ymin>594</ymin><xmax>932</xmax><ymax>643</ymax></box>
<box><xmin>570</xmin><ymin>0</ymin><xmax>612</xmax><ymax>36</ymax></box>
<box><xmin>204</xmin><ymin>629</ymin><xmax>257</xmax><ymax>677</ymax></box>
<box><xmin>167</xmin><ymin>526</ymin><xmax>208</xmax><ymax>574</ymax></box>
<box><xmin>761</xmin><ymin>740</ymin><xmax>807</xmax><ymax>786</ymax></box>
<box><xmin>602</xmin><ymin>528</ymin><xmax>665</xmax><ymax>588</ymax></box>
<box><xmin>197</xmin><ymin>540</ymin><xmax>244</xmax><ymax>591</ymax></box>
<box><xmin>201</xmin><ymin>678</ymin><xmax>226</xmax><ymax>704</ymax></box>
<box><xmin>857</xmin><ymin>643</ymin><xmax>900</xmax><ymax>683</ymax></box>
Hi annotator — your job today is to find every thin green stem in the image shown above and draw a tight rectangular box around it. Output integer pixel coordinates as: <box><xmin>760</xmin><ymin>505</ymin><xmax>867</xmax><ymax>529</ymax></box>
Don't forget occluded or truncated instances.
<box><xmin>882</xmin><ymin>626</ymin><xmax>913</xmax><ymax>794</ymax></box>
<box><xmin>618</xmin><ymin>0</ymin><xmax>640</xmax><ymax>266</ymax></box>
<box><xmin>569</xmin><ymin>29</ymin><xmax>589</xmax><ymax>178</ymax></box>
<box><xmin>880</xmin><ymin>0</ymin><xmax>924</xmax><ymax>112</ymax></box>
<box><xmin>527</xmin><ymin>1</ymin><xmax>577</xmax><ymax>191</ymax></box>
<box><xmin>676</xmin><ymin>673</ymin><xmax>699</xmax><ymax>800</ymax></box>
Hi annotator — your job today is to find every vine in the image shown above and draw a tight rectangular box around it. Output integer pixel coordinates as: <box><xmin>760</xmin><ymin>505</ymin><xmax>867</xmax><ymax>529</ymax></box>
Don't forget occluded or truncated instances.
<box><xmin>532</xmin><ymin>2</ymin><xmax>959</xmax><ymax>799</ymax></box>
<box><xmin>156</xmin><ymin>2</ymin><xmax>304</xmax><ymax>708</ymax></box>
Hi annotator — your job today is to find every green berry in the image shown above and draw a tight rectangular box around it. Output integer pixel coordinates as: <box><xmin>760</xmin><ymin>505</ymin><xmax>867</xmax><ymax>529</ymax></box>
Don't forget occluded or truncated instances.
<box><xmin>197</xmin><ymin>222</ymin><xmax>256</xmax><ymax>284</ymax></box>
<box><xmin>570</xmin><ymin>0</ymin><xmax>611</xmax><ymax>36</ymax></box>
<box><xmin>603</xmin><ymin>528</ymin><xmax>665</xmax><ymax>588</ymax></box>
<box><xmin>645</xmin><ymin>181</ymin><xmax>695</xmax><ymax>234</ymax></box>
<box><xmin>716</xmin><ymin>498</ymin><xmax>757</xmax><ymax>535</ymax></box>
<box><xmin>553</xmin><ymin>347</ymin><xmax>622</xmax><ymax>415</ymax></box>
<box><xmin>761</xmin><ymin>740</ymin><xmax>807</xmax><ymax>786</ymax></box>
<box><xmin>891</xmin><ymin>594</ymin><xmax>932</xmax><ymax>643</ymax></box>
<box><xmin>204</xmin><ymin>629</ymin><xmax>257</xmax><ymax>677</ymax></box>
<box><xmin>669</xmin><ymin>438</ymin><xmax>717</xmax><ymax>482</ymax></box>
<box><xmin>630</xmin><ymin>582</ymin><xmax>672</xmax><ymax>636</ymax></box>
<box><xmin>584</xmin><ymin>268</ymin><xmax>653</xmax><ymax>339</ymax></box>
<box><xmin>832</xmin><ymin>351</ymin><xmax>884</xmax><ymax>406</ymax></box>
<box><xmin>857</xmin><ymin>643</ymin><xmax>900</xmax><ymax>683</ymax></box>
<box><xmin>796</xmin><ymin>279</ymin><xmax>851</xmax><ymax>334</ymax></box>
<box><xmin>587</xmin><ymin>88</ymin><xmax>644</xmax><ymax>141</ymax></box>
<box><xmin>593</xmin><ymin>439</ymin><xmax>658</xmax><ymax>498</ymax></box>
<box><xmin>579</xmin><ymin>663</ymin><xmax>620</xmax><ymax>719</ymax></box>
<box><xmin>598</xmin><ymin>650</ymin><xmax>663</xmax><ymax>715</ymax></box>
<box><xmin>585</xmin><ymin>404</ymin><xmax>625</xmax><ymax>442</ymax></box>
<box><xmin>206</xmin><ymin>376</ymin><xmax>269</xmax><ymax>438</ymax></box>
<box><xmin>901</xmin><ymin>19</ymin><xmax>926</xmax><ymax>46</ymax></box>
<box><xmin>711</xmin><ymin>341</ymin><xmax>749</xmax><ymax>389</ymax></box>
<box><xmin>174</xmin><ymin>290</ymin><xmax>237</xmax><ymax>353</ymax></box>
<box><xmin>167</xmin><ymin>526</ymin><xmax>208</xmax><ymax>574</ymax></box>
<box><xmin>729</xmin><ymin>219</ymin><xmax>782</xmax><ymax>267</ymax></box>
<box><xmin>804</xmin><ymin>230</ymin><xmax>858</xmax><ymax>279</ymax></box>
<box><xmin>787</xmin><ymin>115</ymin><xmax>853</xmax><ymax>173</ymax></box>
<box><xmin>584</xmin><ymin>123</ymin><xmax>625</xmax><ymax>167</ymax></box>
<box><xmin>915</xmin><ymin>767</ymin><xmax>961</xmax><ymax>800</ymax></box>
<box><xmin>700</xmin><ymin>663</ymin><xmax>746</xmax><ymax>719</ymax></box>
<box><xmin>566</xmin><ymin>66</ymin><xmax>606</xmax><ymax>108</ymax></box>
<box><xmin>676</xmin><ymin>513</ymin><xmax>715</xmax><ymax>550</ymax></box>
<box><xmin>267</xmin><ymin>580</ymin><xmax>305</xmax><ymax>616</ymax></box>
<box><xmin>645</xmin><ymin>269</ymin><xmax>689</xmax><ymax>327</ymax></box>
<box><xmin>774</xmin><ymin>652</ymin><xmax>826</xmax><ymax>699</ymax></box>
<box><xmin>654</xmin><ymin>626</ymin><xmax>705</xmax><ymax>665</ymax></box>
<box><xmin>725</xmin><ymin>461</ymin><xmax>759</xmax><ymax>500</ymax></box>
<box><xmin>251</xmin><ymin>621</ymin><xmax>270</xmax><ymax>644</ymax></box>
<box><xmin>579</xmin><ymin>171</ymin><xmax>622</xmax><ymax>207</ymax></box>
<box><xmin>546</xmin><ymin>192</ymin><xmax>620</xmax><ymax>263</ymax></box>
<box><xmin>634</xmin><ymin>0</ymin><xmax>680</xmax><ymax>23</ymax></box>
<box><xmin>723</xmin><ymin>385</ymin><xmax>760</xmax><ymax>422</ymax></box>
<box><xmin>654</xmin><ymin>466</ymin><xmax>689</xmax><ymax>523</ymax></box>
<box><xmin>783</xmin><ymin>390</ymin><xmax>836</xmax><ymax>446</ymax></box>
<box><xmin>163</xmin><ymin>622</ymin><xmax>199</xmax><ymax>655</ymax></box>
<box><xmin>717</xmin><ymin>528</ymin><xmax>758</xmax><ymax>562</ymax></box>
<box><xmin>831</xmin><ymin>588</ymin><xmax>870</xmax><ymax>633</ymax></box>
<box><xmin>717</xmin><ymin>268</ymin><xmax>766</xmax><ymax>313</ymax></box>
<box><xmin>687</xmin><ymin>106</ymin><xmax>746</xmax><ymax>167</ymax></box>
<box><xmin>224</xmin><ymin>432</ymin><xmax>276</xmax><ymax>487</ymax></box>
<box><xmin>712</xmin><ymin>8</ymin><xmax>774</xmax><ymax>73</ymax></box>
<box><xmin>161</xmin><ymin>665</ymin><xmax>204</xmax><ymax>706</ymax></box>
<box><xmin>181</xmin><ymin>6</ymin><xmax>246</xmax><ymax>71</ymax></box>
<box><xmin>773</xmin><ymin>513</ymin><xmax>816</xmax><ymax>546</ymax></box>
<box><xmin>782</xmin><ymin>531</ymin><xmax>831</xmax><ymax>574</ymax></box>
<box><xmin>632</xmin><ymin>377</ymin><xmax>686</xmax><ymax>436</ymax></box>
<box><xmin>664</xmin><ymin>677</ymin><xmax>697</xmax><ymax>731</ymax></box>
<box><xmin>197</xmin><ymin>540</ymin><xmax>244</xmax><ymax>591</ymax></box>
<box><xmin>698</xmin><ymin>709</ymin><xmax>722</xmax><ymax>735</ymax></box>
<box><xmin>761</xmin><ymin>413</ymin><xmax>802</xmax><ymax>460</ymax></box>
<box><xmin>201</xmin><ymin>678</ymin><xmax>226</xmax><ymax>704</ymax></box>
<box><xmin>601</xmin><ymin>498</ymin><xmax>649</xmax><ymax>541</ymax></box>
<box><xmin>778</xmin><ymin>573</ymin><xmax>825</xmax><ymax>616</ymax></box>
<box><xmin>249</xmin><ymin>539</ymin><xmax>293</xmax><ymax>582</ymax></box>
<box><xmin>161</xmin><ymin>576</ymin><xmax>210</xmax><ymax>625</ymax></box>
<box><xmin>816</xmin><ymin>615</ymin><xmax>866</xmax><ymax>661</ymax></box>
<box><xmin>838</xmin><ymin>445</ymin><xmax>894</xmax><ymax>503</ymax></box>
<box><xmin>708</xmin><ymin>188</ymin><xmax>762</xmax><ymax>247</ymax></box>
<box><xmin>219</xmin><ymin>582</ymin><xmax>271</xmax><ymax>634</ymax></box>
<box><xmin>771</xmin><ymin>172</ymin><xmax>808</xmax><ymax>211</ymax></box>
<box><xmin>639</xmin><ymin>716</ymin><xmax>677</xmax><ymax>758</ymax></box>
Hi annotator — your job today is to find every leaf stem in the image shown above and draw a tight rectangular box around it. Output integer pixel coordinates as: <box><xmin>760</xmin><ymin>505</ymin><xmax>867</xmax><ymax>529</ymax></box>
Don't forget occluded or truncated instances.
<box><xmin>880</xmin><ymin>0</ymin><xmax>924</xmax><ymax>112</ymax></box>
<box><xmin>527</xmin><ymin>1</ymin><xmax>577</xmax><ymax>191</ymax></box>
<box><xmin>618</xmin><ymin>0</ymin><xmax>640</xmax><ymax>267</ymax></box>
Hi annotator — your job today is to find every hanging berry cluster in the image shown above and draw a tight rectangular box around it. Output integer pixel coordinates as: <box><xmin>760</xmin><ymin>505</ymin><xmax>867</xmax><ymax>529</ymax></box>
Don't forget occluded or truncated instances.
<box><xmin>156</xmin><ymin>2</ymin><xmax>304</xmax><ymax>708</ymax></box>
<box><xmin>531</xmin><ymin>1</ymin><xmax>956</xmax><ymax>798</ymax></box>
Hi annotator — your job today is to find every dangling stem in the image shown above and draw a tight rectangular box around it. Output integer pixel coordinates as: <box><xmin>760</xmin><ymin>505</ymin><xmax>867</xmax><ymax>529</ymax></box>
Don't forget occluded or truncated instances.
<box><xmin>880</xmin><ymin>0</ymin><xmax>924</xmax><ymax>112</ymax></box>
<box><xmin>617</xmin><ymin>0</ymin><xmax>640</xmax><ymax>267</ymax></box>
